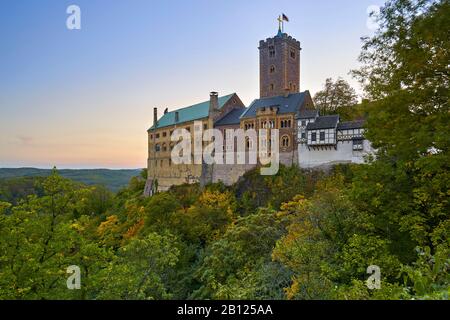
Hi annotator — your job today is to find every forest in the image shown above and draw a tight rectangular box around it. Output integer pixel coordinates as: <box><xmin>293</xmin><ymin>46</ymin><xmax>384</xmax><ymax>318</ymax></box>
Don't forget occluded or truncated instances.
<box><xmin>0</xmin><ymin>0</ymin><xmax>448</xmax><ymax>300</ymax></box>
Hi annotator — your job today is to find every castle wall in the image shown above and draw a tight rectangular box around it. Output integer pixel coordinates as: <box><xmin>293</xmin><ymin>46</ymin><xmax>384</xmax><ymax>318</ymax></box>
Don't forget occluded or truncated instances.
<box><xmin>298</xmin><ymin>140</ymin><xmax>373</xmax><ymax>168</ymax></box>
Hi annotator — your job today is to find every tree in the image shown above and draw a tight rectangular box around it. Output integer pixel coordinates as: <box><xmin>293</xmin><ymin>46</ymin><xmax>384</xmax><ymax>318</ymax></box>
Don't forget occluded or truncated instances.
<box><xmin>0</xmin><ymin>171</ymin><xmax>113</xmax><ymax>299</ymax></box>
<box><xmin>313</xmin><ymin>77</ymin><xmax>358</xmax><ymax>115</ymax></box>
<box><xmin>349</xmin><ymin>0</ymin><xmax>449</xmax><ymax>298</ymax></box>
<box><xmin>97</xmin><ymin>232</ymin><xmax>180</xmax><ymax>300</ymax></box>
<box><xmin>192</xmin><ymin>208</ymin><xmax>290</xmax><ymax>299</ymax></box>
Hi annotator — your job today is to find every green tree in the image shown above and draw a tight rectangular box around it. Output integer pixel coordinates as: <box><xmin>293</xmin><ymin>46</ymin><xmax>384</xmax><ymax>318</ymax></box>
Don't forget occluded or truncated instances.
<box><xmin>313</xmin><ymin>77</ymin><xmax>359</xmax><ymax>115</ymax></box>
<box><xmin>97</xmin><ymin>232</ymin><xmax>180</xmax><ymax>299</ymax></box>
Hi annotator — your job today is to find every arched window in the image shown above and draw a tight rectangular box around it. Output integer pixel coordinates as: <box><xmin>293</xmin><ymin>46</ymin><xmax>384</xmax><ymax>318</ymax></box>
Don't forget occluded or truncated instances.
<box><xmin>270</xmin><ymin>84</ymin><xmax>274</xmax><ymax>91</ymax></box>
<box><xmin>162</xmin><ymin>143</ymin><xmax>167</xmax><ymax>152</ymax></box>
<box><xmin>269</xmin><ymin>65</ymin><xmax>276</xmax><ymax>74</ymax></box>
<box><xmin>282</xmin><ymin>135</ymin><xmax>290</xmax><ymax>147</ymax></box>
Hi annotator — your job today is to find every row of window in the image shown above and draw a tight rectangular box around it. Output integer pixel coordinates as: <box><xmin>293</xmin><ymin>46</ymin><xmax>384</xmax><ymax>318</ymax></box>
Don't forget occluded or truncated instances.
<box><xmin>280</xmin><ymin>119</ymin><xmax>292</xmax><ymax>128</ymax></box>
<box><xmin>150</xmin><ymin>124</ymin><xmax>208</xmax><ymax>140</ymax></box>
<box><xmin>337</xmin><ymin>129</ymin><xmax>363</xmax><ymax>136</ymax></box>
<box><xmin>267</xmin><ymin>46</ymin><xmax>297</xmax><ymax>59</ymax></box>
<box><xmin>311</xmin><ymin>132</ymin><xmax>326</xmax><ymax>142</ymax></box>
<box><xmin>153</xmin><ymin>135</ymin><xmax>291</xmax><ymax>154</ymax></box>
<box><xmin>244</xmin><ymin>123</ymin><xmax>255</xmax><ymax>130</ymax></box>
<box><xmin>261</xmin><ymin>120</ymin><xmax>275</xmax><ymax>129</ymax></box>
<box><xmin>244</xmin><ymin>119</ymin><xmax>292</xmax><ymax>129</ymax></box>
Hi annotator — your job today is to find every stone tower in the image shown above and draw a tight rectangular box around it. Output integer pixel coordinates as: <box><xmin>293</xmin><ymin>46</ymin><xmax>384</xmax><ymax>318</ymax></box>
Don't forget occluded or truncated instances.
<box><xmin>259</xmin><ymin>30</ymin><xmax>301</xmax><ymax>98</ymax></box>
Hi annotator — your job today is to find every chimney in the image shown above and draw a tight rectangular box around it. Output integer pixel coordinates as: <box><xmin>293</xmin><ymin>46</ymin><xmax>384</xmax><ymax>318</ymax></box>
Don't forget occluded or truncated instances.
<box><xmin>209</xmin><ymin>91</ymin><xmax>219</xmax><ymax>114</ymax></box>
<box><xmin>175</xmin><ymin>111</ymin><xmax>179</xmax><ymax>123</ymax></box>
<box><xmin>153</xmin><ymin>108</ymin><xmax>158</xmax><ymax>127</ymax></box>
<box><xmin>164</xmin><ymin>108</ymin><xmax>168</xmax><ymax>114</ymax></box>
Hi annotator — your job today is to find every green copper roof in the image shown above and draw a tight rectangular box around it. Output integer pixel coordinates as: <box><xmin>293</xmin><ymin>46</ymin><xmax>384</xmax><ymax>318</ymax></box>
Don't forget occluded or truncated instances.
<box><xmin>148</xmin><ymin>93</ymin><xmax>236</xmax><ymax>130</ymax></box>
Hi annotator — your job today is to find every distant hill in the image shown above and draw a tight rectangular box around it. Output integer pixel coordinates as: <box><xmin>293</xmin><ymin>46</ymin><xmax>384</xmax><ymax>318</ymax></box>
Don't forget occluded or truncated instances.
<box><xmin>0</xmin><ymin>168</ymin><xmax>142</xmax><ymax>192</ymax></box>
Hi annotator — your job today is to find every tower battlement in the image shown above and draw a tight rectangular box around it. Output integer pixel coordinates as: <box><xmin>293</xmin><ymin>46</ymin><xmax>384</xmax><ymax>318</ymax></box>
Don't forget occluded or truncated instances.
<box><xmin>259</xmin><ymin>32</ymin><xmax>301</xmax><ymax>98</ymax></box>
<box><xmin>259</xmin><ymin>33</ymin><xmax>301</xmax><ymax>50</ymax></box>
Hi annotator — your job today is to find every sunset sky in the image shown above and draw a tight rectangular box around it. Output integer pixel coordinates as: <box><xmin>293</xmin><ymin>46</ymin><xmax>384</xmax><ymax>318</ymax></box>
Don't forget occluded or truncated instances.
<box><xmin>0</xmin><ymin>0</ymin><xmax>385</xmax><ymax>169</ymax></box>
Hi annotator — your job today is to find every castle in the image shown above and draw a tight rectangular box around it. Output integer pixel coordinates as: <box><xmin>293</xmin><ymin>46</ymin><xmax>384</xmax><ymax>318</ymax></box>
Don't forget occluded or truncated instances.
<box><xmin>144</xmin><ymin>24</ymin><xmax>373</xmax><ymax>196</ymax></box>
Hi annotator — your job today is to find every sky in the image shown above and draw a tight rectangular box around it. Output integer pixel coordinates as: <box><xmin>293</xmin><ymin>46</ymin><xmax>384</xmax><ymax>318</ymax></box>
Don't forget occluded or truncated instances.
<box><xmin>0</xmin><ymin>0</ymin><xmax>386</xmax><ymax>169</ymax></box>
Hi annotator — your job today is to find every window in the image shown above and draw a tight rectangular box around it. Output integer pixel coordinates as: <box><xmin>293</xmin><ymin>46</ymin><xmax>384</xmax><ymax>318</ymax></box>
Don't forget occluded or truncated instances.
<box><xmin>270</xmin><ymin>84</ymin><xmax>274</xmax><ymax>91</ymax></box>
<box><xmin>320</xmin><ymin>132</ymin><xmax>325</xmax><ymax>141</ymax></box>
<box><xmin>246</xmin><ymin>138</ymin><xmax>254</xmax><ymax>149</ymax></box>
<box><xmin>311</xmin><ymin>132</ymin><xmax>317</xmax><ymax>142</ymax></box>
<box><xmin>162</xmin><ymin>143</ymin><xmax>167</xmax><ymax>152</ymax></box>
<box><xmin>245</xmin><ymin>123</ymin><xmax>255</xmax><ymax>130</ymax></box>
<box><xmin>301</xmin><ymin>120</ymin><xmax>306</xmax><ymax>127</ymax></box>
<box><xmin>150</xmin><ymin>134</ymin><xmax>153</xmax><ymax>139</ymax></box>
<box><xmin>281</xmin><ymin>120</ymin><xmax>291</xmax><ymax>128</ymax></box>
<box><xmin>162</xmin><ymin>132</ymin><xmax>167</xmax><ymax>137</ymax></box>
<box><xmin>155</xmin><ymin>144</ymin><xmax>161</xmax><ymax>152</ymax></box>
<box><xmin>203</xmin><ymin>124</ymin><xmax>208</xmax><ymax>130</ymax></box>
<box><xmin>290</xmin><ymin>49</ymin><xmax>296</xmax><ymax>59</ymax></box>
<box><xmin>282</xmin><ymin>136</ymin><xmax>290</xmax><ymax>147</ymax></box>
<box><xmin>269</xmin><ymin>45</ymin><xmax>275</xmax><ymax>58</ymax></box>
<box><xmin>301</xmin><ymin>132</ymin><xmax>306</xmax><ymax>139</ymax></box>
<box><xmin>353</xmin><ymin>139</ymin><xmax>364</xmax><ymax>151</ymax></box>
<box><xmin>155</xmin><ymin>133</ymin><xmax>160</xmax><ymax>139</ymax></box>
<box><xmin>269</xmin><ymin>65</ymin><xmax>275</xmax><ymax>74</ymax></box>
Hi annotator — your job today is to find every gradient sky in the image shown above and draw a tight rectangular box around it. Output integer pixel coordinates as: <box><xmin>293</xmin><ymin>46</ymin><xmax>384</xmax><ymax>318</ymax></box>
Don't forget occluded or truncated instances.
<box><xmin>0</xmin><ymin>0</ymin><xmax>386</xmax><ymax>169</ymax></box>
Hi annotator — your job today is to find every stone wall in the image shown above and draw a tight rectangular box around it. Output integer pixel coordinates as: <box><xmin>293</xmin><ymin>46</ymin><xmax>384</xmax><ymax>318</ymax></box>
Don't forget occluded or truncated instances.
<box><xmin>298</xmin><ymin>140</ymin><xmax>374</xmax><ymax>168</ymax></box>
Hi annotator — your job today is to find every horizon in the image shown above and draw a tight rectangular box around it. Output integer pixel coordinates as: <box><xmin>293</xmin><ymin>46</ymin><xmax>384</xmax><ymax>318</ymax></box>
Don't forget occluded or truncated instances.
<box><xmin>0</xmin><ymin>0</ymin><xmax>386</xmax><ymax>169</ymax></box>
<box><xmin>0</xmin><ymin>166</ymin><xmax>144</xmax><ymax>170</ymax></box>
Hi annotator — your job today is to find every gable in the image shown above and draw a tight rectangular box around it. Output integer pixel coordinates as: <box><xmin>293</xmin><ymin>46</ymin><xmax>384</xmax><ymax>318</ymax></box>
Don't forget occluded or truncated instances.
<box><xmin>240</xmin><ymin>91</ymin><xmax>313</xmax><ymax>119</ymax></box>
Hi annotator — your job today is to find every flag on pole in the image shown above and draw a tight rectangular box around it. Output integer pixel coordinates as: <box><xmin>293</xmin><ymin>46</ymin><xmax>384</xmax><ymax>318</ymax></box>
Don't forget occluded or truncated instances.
<box><xmin>282</xmin><ymin>14</ymin><xmax>289</xmax><ymax>22</ymax></box>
